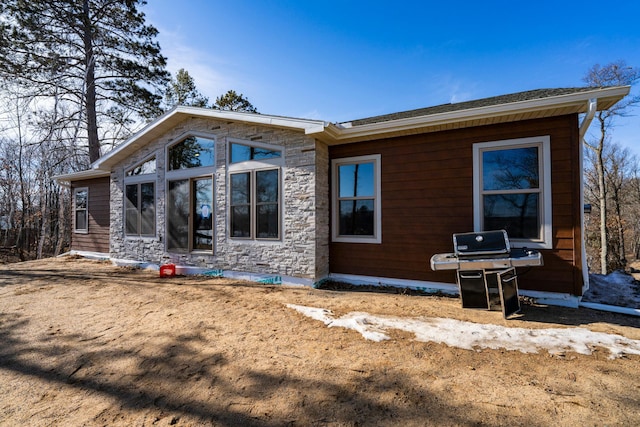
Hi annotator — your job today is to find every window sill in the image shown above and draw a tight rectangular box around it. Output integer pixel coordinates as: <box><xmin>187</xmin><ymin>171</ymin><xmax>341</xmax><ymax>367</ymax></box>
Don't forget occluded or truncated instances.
<box><xmin>510</xmin><ymin>240</ymin><xmax>552</xmax><ymax>250</ymax></box>
<box><xmin>229</xmin><ymin>238</ymin><xmax>283</xmax><ymax>245</ymax></box>
<box><xmin>125</xmin><ymin>235</ymin><xmax>158</xmax><ymax>241</ymax></box>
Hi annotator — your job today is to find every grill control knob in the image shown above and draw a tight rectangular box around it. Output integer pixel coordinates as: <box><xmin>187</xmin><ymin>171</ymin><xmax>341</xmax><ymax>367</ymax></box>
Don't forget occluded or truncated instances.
<box><xmin>475</xmin><ymin>235</ymin><xmax>484</xmax><ymax>242</ymax></box>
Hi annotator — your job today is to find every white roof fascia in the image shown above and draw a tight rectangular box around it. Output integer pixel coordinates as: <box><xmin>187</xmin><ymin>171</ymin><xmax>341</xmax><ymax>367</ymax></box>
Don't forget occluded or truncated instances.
<box><xmin>53</xmin><ymin>168</ymin><xmax>110</xmax><ymax>183</ymax></box>
<box><xmin>92</xmin><ymin>107</ymin><xmax>181</xmax><ymax>170</ymax></box>
<box><xmin>70</xmin><ymin>86</ymin><xmax>631</xmax><ymax>171</ymax></box>
<box><xmin>93</xmin><ymin>106</ymin><xmax>330</xmax><ymax>170</ymax></box>
<box><xmin>330</xmin><ymin>86</ymin><xmax>630</xmax><ymax>142</ymax></box>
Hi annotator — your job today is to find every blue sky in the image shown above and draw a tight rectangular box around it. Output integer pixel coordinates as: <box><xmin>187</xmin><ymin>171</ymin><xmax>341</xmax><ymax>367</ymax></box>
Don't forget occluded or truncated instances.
<box><xmin>144</xmin><ymin>0</ymin><xmax>640</xmax><ymax>153</ymax></box>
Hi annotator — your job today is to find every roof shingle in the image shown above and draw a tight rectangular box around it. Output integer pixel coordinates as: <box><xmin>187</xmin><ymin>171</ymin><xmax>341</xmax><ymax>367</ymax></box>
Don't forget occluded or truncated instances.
<box><xmin>347</xmin><ymin>87</ymin><xmax>602</xmax><ymax>126</ymax></box>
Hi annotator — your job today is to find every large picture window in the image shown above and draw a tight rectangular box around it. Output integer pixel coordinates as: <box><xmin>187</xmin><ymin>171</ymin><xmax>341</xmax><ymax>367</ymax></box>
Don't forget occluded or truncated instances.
<box><xmin>166</xmin><ymin>134</ymin><xmax>216</xmax><ymax>253</ymax></box>
<box><xmin>228</xmin><ymin>139</ymin><xmax>283</xmax><ymax>241</ymax></box>
<box><xmin>473</xmin><ymin>136</ymin><xmax>551</xmax><ymax>249</ymax></box>
<box><xmin>74</xmin><ymin>187</ymin><xmax>88</xmax><ymax>233</ymax></box>
<box><xmin>167</xmin><ymin>177</ymin><xmax>214</xmax><ymax>251</ymax></box>
<box><xmin>331</xmin><ymin>154</ymin><xmax>381</xmax><ymax>244</ymax></box>
<box><xmin>229</xmin><ymin>169</ymin><xmax>280</xmax><ymax>239</ymax></box>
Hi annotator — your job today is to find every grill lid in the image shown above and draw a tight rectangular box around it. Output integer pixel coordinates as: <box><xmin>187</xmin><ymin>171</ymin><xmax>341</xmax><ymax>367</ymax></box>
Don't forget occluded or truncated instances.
<box><xmin>453</xmin><ymin>230</ymin><xmax>510</xmax><ymax>257</ymax></box>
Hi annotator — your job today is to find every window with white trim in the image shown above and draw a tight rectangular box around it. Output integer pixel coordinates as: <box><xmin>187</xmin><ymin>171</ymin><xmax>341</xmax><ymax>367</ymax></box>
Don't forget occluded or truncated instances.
<box><xmin>227</xmin><ymin>139</ymin><xmax>283</xmax><ymax>241</ymax></box>
<box><xmin>473</xmin><ymin>136</ymin><xmax>552</xmax><ymax>249</ymax></box>
<box><xmin>124</xmin><ymin>157</ymin><xmax>156</xmax><ymax>237</ymax></box>
<box><xmin>332</xmin><ymin>154</ymin><xmax>382</xmax><ymax>244</ymax></box>
<box><xmin>73</xmin><ymin>187</ymin><xmax>88</xmax><ymax>233</ymax></box>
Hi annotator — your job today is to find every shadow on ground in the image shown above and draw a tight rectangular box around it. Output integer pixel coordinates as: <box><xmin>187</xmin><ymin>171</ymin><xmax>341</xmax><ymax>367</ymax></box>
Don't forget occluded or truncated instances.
<box><xmin>0</xmin><ymin>311</ymin><xmax>555</xmax><ymax>426</ymax></box>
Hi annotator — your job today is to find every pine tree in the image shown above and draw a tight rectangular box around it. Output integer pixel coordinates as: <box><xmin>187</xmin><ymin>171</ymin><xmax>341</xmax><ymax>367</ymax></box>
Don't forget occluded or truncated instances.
<box><xmin>0</xmin><ymin>0</ymin><xmax>169</xmax><ymax>162</ymax></box>
<box><xmin>164</xmin><ymin>68</ymin><xmax>209</xmax><ymax>109</ymax></box>
<box><xmin>214</xmin><ymin>90</ymin><xmax>258</xmax><ymax>113</ymax></box>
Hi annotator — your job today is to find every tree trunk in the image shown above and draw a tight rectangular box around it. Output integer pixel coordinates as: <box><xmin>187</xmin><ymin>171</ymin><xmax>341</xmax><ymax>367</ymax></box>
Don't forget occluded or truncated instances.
<box><xmin>55</xmin><ymin>186</ymin><xmax>67</xmax><ymax>257</ymax></box>
<box><xmin>596</xmin><ymin>149</ymin><xmax>608</xmax><ymax>274</ymax></box>
<box><xmin>593</xmin><ymin>116</ymin><xmax>609</xmax><ymax>275</ymax></box>
<box><xmin>615</xmin><ymin>201</ymin><xmax>626</xmax><ymax>269</ymax></box>
<box><xmin>37</xmin><ymin>199</ymin><xmax>47</xmax><ymax>259</ymax></box>
<box><xmin>83</xmin><ymin>0</ymin><xmax>100</xmax><ymax>163</ymax></box>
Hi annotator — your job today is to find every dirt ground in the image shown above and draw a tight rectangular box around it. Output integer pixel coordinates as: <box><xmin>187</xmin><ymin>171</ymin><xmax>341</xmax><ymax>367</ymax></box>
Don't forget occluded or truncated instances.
<box><xmin>1</xmin><ymin>257</ymin><xmax>639</xmax><ymax>426</ymax></box>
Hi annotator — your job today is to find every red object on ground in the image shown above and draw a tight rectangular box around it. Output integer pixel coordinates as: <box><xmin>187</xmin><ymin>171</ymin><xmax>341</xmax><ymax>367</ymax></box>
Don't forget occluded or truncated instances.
<box><xmin>159</xmin><ymin>264</ymin><xmax>176</xmax><ymax>277</ymax></box>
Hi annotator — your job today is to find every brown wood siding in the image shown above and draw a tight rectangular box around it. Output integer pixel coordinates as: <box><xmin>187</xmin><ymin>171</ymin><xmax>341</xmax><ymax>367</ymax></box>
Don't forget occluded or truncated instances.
<box><xmin>329</xmin><ymin>115</ymin><xmax>584</xmax><ymax>295</ymax></box>
<box><xmin>71</xmin><ymin>177</ymin><xmax>110</xmax><ymax>253</ymax></box>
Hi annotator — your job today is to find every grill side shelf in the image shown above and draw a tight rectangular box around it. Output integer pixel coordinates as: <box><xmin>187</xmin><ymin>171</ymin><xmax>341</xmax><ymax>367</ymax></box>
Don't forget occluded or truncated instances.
<box><xmin>430</xmin><ymin>253</ymin><xmax>460</xmax><ymax>270</ymax></box>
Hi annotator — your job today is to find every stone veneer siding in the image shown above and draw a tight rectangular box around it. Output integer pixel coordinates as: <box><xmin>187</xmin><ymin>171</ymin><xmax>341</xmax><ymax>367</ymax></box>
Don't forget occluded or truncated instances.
<box><xmin>109</xmin><ymin>117</ymin><xmax>329</xmax><ymax>282</ymax></box>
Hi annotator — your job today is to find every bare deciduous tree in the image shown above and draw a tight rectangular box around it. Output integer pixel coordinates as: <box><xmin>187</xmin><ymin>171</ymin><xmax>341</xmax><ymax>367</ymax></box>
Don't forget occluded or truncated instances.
<box><xmin>583</xmin><ymin>60</ymin><xmax>640</xmax><ymax>274</ymax></box>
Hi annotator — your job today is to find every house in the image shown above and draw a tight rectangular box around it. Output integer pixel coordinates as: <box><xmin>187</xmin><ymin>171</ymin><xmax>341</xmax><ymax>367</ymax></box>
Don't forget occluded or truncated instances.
<box><xmin>55</xmin><ymin>86</ymin><xmax>630</xmax><ymax>306</ymax></box>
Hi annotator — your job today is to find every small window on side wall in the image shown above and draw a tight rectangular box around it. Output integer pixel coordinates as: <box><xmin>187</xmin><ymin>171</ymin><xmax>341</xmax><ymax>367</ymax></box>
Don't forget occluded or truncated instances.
<box><xmin>74</xmin><ymin>187</ymin><xmax>88</xmax><ymax>233</ymax></box>
<box><xmin>331</xmin><ymin>154</ymin><xmax>382</xmax><ymax>244</ymax></box>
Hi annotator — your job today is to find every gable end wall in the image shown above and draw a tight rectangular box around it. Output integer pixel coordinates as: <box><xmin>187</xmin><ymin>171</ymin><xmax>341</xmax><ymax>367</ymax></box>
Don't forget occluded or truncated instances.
<box><xmin>109</xmin><ymin>117</ymin><xmax>328</xmax><ymax>280</ymax></box>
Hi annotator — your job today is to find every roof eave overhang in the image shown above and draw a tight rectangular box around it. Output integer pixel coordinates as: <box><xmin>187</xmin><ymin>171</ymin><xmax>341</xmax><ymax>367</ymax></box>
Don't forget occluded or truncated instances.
<box><xmin>53</xmin><ymin>168</ymin><xmax>110</xmax><ymax>183</ymax></box>
<box><xmin>62</xmin><ymin>86</ymin><xmax>631</xmax><ymax>180</ymax></box>
<box><xmin>316</xmin><ymin>86</ymin><xmax>631</xmax><ymax>145</ymax></box>
<box><xmin>94</xmin><ymin>106</ymin><xmax>329</xmax><ymax>170</ymax></box>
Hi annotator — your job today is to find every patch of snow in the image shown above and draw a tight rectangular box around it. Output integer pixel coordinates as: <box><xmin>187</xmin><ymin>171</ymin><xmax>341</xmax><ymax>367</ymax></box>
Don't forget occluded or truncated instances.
<box><xmin>583</xmin><ymin>271</ymin><xmax>640</xmax><ymax>309</ymax></box>
<box><xmin>286</xmin><ymin>304</ymin><xmax>640</xmax><ymax>359</ymax></box>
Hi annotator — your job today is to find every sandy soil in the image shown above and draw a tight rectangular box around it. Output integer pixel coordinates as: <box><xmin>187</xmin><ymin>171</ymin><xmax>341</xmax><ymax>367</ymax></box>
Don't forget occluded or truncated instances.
<box><xmin>1</xmin><ymin>256</ymin><xmax>639</xmax><ymax>426</ymax></box>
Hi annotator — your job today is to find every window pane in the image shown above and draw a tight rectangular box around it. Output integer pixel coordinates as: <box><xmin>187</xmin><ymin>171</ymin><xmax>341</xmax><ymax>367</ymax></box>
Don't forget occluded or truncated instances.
<box><xmin>167</xmin><ymin>180</ymin><xmax>189</xmax><ymax>250</ymax></box>
<box><xmin>231</xmin><ymin>143</ymin><xmax>252</xmax><ymax>163</ymax></box>
<box><xmin>256</xmin><ymin>169</ymin><xmax>278</xmax><ymax>203</ymax></box>
<box><xmin>339</xmin><ymin>162</ymin><xmax>374</xmax><ymax>197</ymax></box>
<box><xmin>125</xmin><ymin>185</ymin><xmax>138</xmax><ymax>234</ymax></box>
<box><xmin>230</xmin><ymin>143</ymin><xmax>281</xmax><ymax>163</ymax></box>
<box><xmin>127</xmin><ymin>157</ymin><xmax>156</xmax><ymax>176</ymax></box>
<box><xmin>339</xmin><ymin>199</ymin><xmax>375</xmax><ymax>236</ymax></box>
<box><xmin>231</xmin><ymin>206</ymin><xmax>250</xmax><ymax>237</ymax></box>
<box><xmin>252</xmin><ymin>147</ymin><xmax>281</xmax><ymax>161</ymax></box>
<box><xmin>75</xmin><ymin>210</ymin><xmax>87</xmax><ymax>231</ymax></box>
<box><xmin>483</xmin><ymin>194</ymin><xmax>539</xmax><ymax>239</ymax></box>
<box><xmin>257</xmin><ymin>204</ymin><xmax>278</xmax><ymax>238</ymax></box>
<box><xmin>140</xmin><ymin>183</ymin><xmax>155</xmax><ymax>236</ymax></box>
<box><xmin>168</xmin><ymin>136</ymin><xmax>215</xmax><ymax>170</ymax></box>
<box><xmin>193</xmin><ymin>178</ymin><xmax>213</xmax><ymax>250</ymax></box>
<box><xmin>483</xmin><ymin>147</ymin><xmax>539</xmax><ymax>191</ymax></box>
<box><xmin>75</xmin><ymin>189</ymin><xmax>87</xmax><ymax>209</ymax></box>
<box><xmin>230</xmin><ymin>173</ymin><xmax>250</xmax><ymax>204</ymax></box>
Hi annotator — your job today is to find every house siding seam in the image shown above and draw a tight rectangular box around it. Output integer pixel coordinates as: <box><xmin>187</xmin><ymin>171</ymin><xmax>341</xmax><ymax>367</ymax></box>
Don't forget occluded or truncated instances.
<box><xmin>109</xmin><ymin>117</ymin><xmax>327</xmax><ymax>280</ymax></box>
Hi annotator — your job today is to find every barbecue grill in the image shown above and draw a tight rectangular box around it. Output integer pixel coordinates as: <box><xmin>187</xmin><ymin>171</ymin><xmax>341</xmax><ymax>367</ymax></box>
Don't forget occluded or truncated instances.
<box><xmin>430</xmin><ymin>230</ymin><xmax>543</xmax><ymax>318</ymax></box>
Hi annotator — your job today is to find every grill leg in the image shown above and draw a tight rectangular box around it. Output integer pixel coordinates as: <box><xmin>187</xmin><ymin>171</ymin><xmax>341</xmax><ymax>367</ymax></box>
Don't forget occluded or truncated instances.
<box><xmin>497</xmin><ymin>267</ymin><xmax>521</xmax><ymax>318</ymax></box>
<box><xmin>457</xmin><ymin>270</ymin><xmax>490</xmax><ymax>309</ymax></box>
